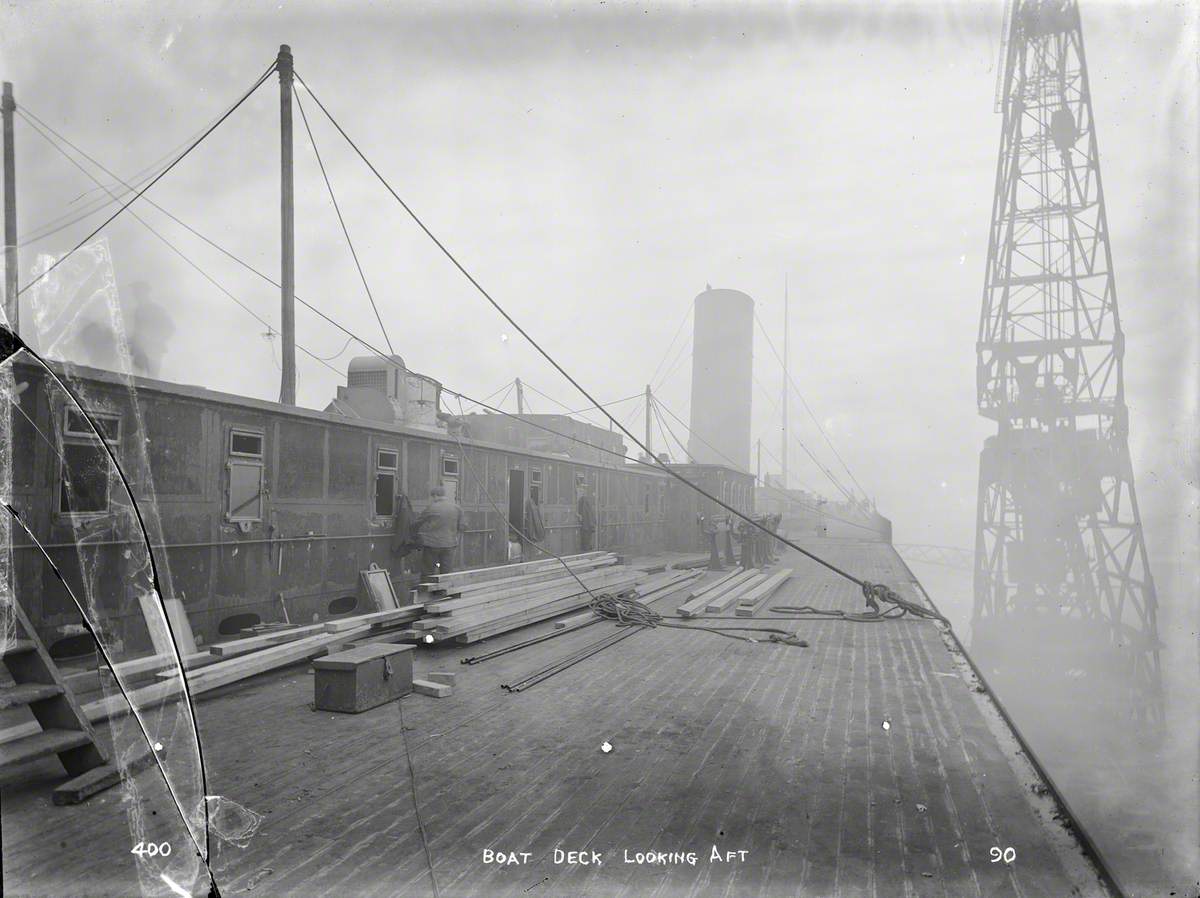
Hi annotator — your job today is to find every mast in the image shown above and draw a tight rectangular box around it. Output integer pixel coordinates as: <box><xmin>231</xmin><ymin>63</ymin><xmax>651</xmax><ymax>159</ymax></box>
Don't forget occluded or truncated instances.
<box><xmin>515</xmin><ymin>377</ymin><xmax>526</xmax><ymax>414</ymax></box>
<box><xmin>3</xmin><ymin>82</ymin><xmax>16</xmax><ymax>333</ymax></box>
<box><xmin>278</xmin><ymin>45</ymin><xmax>296</xmax><ymax>405</ymax></box>
<box><xmin>781</xmin><ymin>274</ymin><xmax>789</xmax><ymax>491</ymax></box>
<box><xmin>644</xmin><ymin>384</ymin><xmax>653</xmax><ymax>458</ymax></box>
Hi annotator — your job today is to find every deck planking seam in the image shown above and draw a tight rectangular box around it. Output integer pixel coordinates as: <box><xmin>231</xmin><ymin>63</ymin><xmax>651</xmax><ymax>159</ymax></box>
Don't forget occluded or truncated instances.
<box><xmin>3</xmin><ymin>541</ymin><xmax>1097</xmax><ymax>898</ymax></box>
<box><xmin>618</xmin><ymin>639</ymin><xmax>796</xmax><ymax>898</ymax></box>
<box><xmin>652</xmin><ymin>637</ymin><xmax>796</xmax><ymax>897</ymax></box>
<box><xmin>894</xmin><ymin>581</ymin><xmax>1056</xmax><ymax>897</ymax></box>
<box><xmin>485</xmin><ymin>626</ymin><xmax>746</xmax><ymax>898</ymax></box>
<box><xmin>473</xmin><ymin>629</ymin><xmax>777</xmax><ymax>898</ymax></box>
<box><xmin>753</xmin><ymin>606</ymin><xmax>841</xmax><ymax>897</ymax></box>
<box><xmin>672</xmin><ymin>615</ymin><xmax>810</xmax><ymax>898</ymax></box>
<box><xmin>401</xmin><ymin>626</ymin><xmax>697</xmax><ymax>892</ymax></box>
<box><xmin>872</xmin><ymin>561</ymin><xmax>947</xmax><ymax>898</ymax></box>
<box><xmin>412</xmin><ymin>630</ymin><xmax>691</xmax><ymax>895</ymax></box>
<box><xmin>793</xmin><ymin>580</ymin><xmax>851</xmax><ymax>894</ymax></box>
<box><xmin>554</xmin><ymin>633</ymin><xmax>768</xmax><ymax>897</ymax></box>
<box><xmin>240</xmin><ymin>632</ymin><xmax>685</xmax><ymax>893</ymax></box>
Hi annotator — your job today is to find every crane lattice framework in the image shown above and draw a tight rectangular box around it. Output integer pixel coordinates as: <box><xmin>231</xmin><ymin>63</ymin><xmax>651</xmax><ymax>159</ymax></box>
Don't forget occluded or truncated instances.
<box><xmin>972</xmin><ymin>0</ymin><xmax>1162</xmax><ymax>724</ymax></box>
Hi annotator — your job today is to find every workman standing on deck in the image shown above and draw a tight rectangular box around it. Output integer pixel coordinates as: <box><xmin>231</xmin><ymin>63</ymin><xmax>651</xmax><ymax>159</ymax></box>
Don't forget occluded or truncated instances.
<box><xmin>577</xmin><ymin>488</ymin><xmax>597</xmax><ymax>552</ymax></box>
<box><xmin>415</xmin><ymin>485</ymin><xmax>466</xmax><ymax>577</ymax></box>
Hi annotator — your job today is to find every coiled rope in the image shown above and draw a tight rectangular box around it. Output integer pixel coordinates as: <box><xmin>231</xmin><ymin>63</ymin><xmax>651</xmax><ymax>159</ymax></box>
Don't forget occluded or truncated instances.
<box><xmin>588</xmin><ymin>593</ymin><xmax>809</xmax><ymax>647</ymax></box>
<box><xmin>770</xmin><ymin>580</ymin><xmax>949</xmax><ymax>624</ymax></box>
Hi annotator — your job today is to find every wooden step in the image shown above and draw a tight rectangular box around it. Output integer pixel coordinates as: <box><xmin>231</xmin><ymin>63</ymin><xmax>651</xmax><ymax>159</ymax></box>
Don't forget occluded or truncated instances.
<box><xmin>0</xmin><ymin>683</ymin><xmax>64</xmax><ymax>710</ymax></box>
<box><xmin>53</xmin><ymin>750</ymin><xmax>158</xmax><ymax>806</ymax></box>
<box><xmin>0</xmin><ymin>728</ymin><xmax>92</xmax><ymax>768</ymax></box>
<box><xmin>1</xmin><ymin>639</ymin><xmax>37</xmax><ymax>658</ymax></box>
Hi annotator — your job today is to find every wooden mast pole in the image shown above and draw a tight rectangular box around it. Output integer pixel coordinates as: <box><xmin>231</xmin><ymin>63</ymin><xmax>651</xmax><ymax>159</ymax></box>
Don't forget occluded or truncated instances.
<box><xmin>781</xmin><ymin>274</ymin><xmax>789</xmax><ymax>491</ymax></box>
<box><xmin>3</xmin><ymin>82</ymin><xmax>17</xmax><ymax>334</ymax></box>
<box><xmin>278</xmin><ymin>46</ymin><xmax>296</xmax><ymax>405</ymax></box>
<box><xmin>645</xmin><ymin>384</ymin><xmax>653</xmax><ymax>458</ymax></box>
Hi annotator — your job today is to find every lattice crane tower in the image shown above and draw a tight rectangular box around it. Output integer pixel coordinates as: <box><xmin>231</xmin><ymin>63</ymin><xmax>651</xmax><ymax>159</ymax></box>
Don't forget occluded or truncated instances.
<box><xmin>972</xmin><ymin>0</ymin><xmax>1163</xmax><ymax>724</ymax></box>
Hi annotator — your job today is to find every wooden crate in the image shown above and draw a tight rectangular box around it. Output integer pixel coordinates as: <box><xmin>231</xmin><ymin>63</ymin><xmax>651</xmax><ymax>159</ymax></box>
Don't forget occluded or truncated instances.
<box><xmin>312</xmin><ymin>644</ymin><xmax>414</xmax><ymax>713</ymax></box>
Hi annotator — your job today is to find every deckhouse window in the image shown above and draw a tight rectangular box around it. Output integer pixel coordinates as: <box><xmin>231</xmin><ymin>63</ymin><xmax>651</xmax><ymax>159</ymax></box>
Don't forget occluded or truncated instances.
<box><xmin>227</xmin><ymin>427</ymin><xmax>265</xmax><ymax>522</ymax></box>
<box><xmin>375</xmin><ymin>448</ymin><xmax>398</xmax><ymax>517</ymax></box>
<box><xmin>58</xmin><ymin>408</ymin><xmax>120</xmax><ymax>516</ymax></box>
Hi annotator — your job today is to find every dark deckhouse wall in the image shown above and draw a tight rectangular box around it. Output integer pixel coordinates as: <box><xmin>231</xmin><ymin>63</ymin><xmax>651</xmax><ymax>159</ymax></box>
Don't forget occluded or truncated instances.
<box><xmin>9</xmin><ymin>361</ymin><xmax>727</xmax><ymax>656</ymax></box>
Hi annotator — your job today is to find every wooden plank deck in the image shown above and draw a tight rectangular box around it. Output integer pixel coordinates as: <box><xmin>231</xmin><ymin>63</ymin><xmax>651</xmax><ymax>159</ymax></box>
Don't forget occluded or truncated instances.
<box><xmin>1</xmin><ymin>539</ymin><xmax>1109</xmax><ymax>897</ymax></box>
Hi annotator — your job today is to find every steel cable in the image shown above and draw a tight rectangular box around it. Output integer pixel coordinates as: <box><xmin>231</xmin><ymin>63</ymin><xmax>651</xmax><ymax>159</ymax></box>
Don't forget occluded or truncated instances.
<box><xmin>17</xmin><ymin>59</ymin><xmax>278</xmax><ymax>297</ymax></box>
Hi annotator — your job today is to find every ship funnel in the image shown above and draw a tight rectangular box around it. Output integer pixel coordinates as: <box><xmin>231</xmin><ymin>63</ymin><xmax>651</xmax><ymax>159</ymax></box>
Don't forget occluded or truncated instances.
<box><xmin>687</xmin><ymin>287</ymin><xmax>753</xmax><ymax>471</ymax></box>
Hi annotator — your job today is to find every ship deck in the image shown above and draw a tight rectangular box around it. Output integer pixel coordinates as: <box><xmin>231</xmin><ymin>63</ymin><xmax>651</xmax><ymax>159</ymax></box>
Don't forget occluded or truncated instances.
<box><xmin>1</xmin><ymin>538</ymin><xmax>1108</xmax><ymax>897</ymax></box>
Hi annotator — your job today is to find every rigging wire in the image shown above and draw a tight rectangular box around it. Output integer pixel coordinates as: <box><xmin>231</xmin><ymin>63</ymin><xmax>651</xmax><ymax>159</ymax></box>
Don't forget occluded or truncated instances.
<box><xmin>618</xmin><ymin>395</ymin><xmax>644</xmax><ymax>438</ymax></box>
<box><xmin>649</xmin><ymin>398</ymin><xmax>675</xmax><ymax>461</ymax></box>
<box><xmin>14</xmin><ymin>107</ymin><xmax>640</xmax><ymax>480</ymax></box>
<box><xmin>21</xmin><ymin>70</ymin><xmax>907</xmax><ymax>613</ymax></box>
<box><xmin>17</xmin><ymin>115</ymin><xmax>673</xmax><ymax>481</ymax></box>
<box><xmin>650</xmin><ymin>396</ymin><xmax>692</xmax><ymax>463</ymax></box>
<box><xmin>752</xmin><ymin>427</ymin><xmax>820</xmax><ymax>496</ymax></box>
<box><xmin>753</xmin><ymin>309</ymin><xmax>869</xmax><ymax>501</ymax></box>
<box><xmin>652</xmin><ymin>331</ymin><xmax>692</xmax><ymax>392</ymax></box>
<box><xmin>17</xmin><ymin>113</ymin><xmax>346</xmax><ymax>381</ymax></box>
<box><xmin>309</xmin><ymin>334</ymin><xmax>357</xmax><ymax>362</ymax></box>
<box><xmin>20</xmin><ymin>164</ymin><xmax>160</xmax><ymax>248</ymax></box>
<box><xmin>519</xmin><ymin>381</ymin><xmax>641</xmax><ymax>426</ymax></box>
<box><xmin>749</xmin><ymin>348</ymin><xmax>857</xmax><ymax>503</ymax></box>
<box><xmin>17</xmin><ymin>59</ymin><xmax>278</xmax><ymax>298</ymax></box>
<box><xmin>294</xmin><ymin>88</ymin><xmax>395</xmax><ymax>355</ymax></box>
<box><xmin>457</xmin><ymin>378</ymin><xmax>516</xmax><ymax>413</ymax></box>
<box><xmin>558</xmin><ymin>391</ymin><xmax>643</xmax><ymax>418</ymax></box>
<box><xmin>750</xmin><ymin>353</ymin><xmax>858</xmax><ymax>504</ymax></box>
<box><xmin>18</xmin><ymin>105</ymin><xmax>231</xmax><ymax>247</ymax></box>
<box><xmin>650</xmin><ymin>394</ymin><xmax>880</xmax><ymax>535</ymax></box>
<box><xmin>447</xmin><ymin>395</ymin><xmax>605</xmax><ymax>603</ymax></box>
<box><xmin>646</xmin><ymin>301</ymin><xmax>693</xmax><ymax>388</ymax></box>
<box><xmin>290</xmin><ymin>69</ymin><xmax>898</xmax><ymax>595</ymax></box>
<box><xmin>493</xmin><ymin>380</ymin><xmax>517</xmax><ymax>413</ymax></box>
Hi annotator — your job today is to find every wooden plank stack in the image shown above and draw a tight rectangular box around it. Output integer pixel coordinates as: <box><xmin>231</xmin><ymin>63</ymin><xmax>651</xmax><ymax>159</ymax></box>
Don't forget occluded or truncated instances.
<box><xmin>676</xmin><ymin>569</ymin><xmax>758</xmax><ymax>618</ymax></box>
<box><xmin>704</xmin><ymin>571</ymin><xmax>766</xmax><ymax>613</ymax></box>
<box><xmin>416</xmin><ymin>553</ymin><xmax>646</xmax><ymax>644</ymax></box>
<box><xmin>673</xmin><ymin>567</ymin><xmax>793</xmax><ymax>619</ymax></box>
<box><xmin>734</xmin><ymin>569</ymin><xmax>793</xmax><ymax>617</ymax></box>
<box><xmin>2</xmin><ymin>569</ymin><xmax>430</xmax><ymax>748</ymax></box>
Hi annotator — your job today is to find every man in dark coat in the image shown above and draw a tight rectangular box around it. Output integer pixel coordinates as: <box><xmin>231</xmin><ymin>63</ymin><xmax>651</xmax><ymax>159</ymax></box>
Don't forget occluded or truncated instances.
<box><xmin>414</xmin><ymin>485</ymin><xmax>466</xmax><ymax>578</ymax></box>
<box><xmin>577</xmin><ymin>489</ymin><xmax>597</xmax><ymax>552</ymax></box>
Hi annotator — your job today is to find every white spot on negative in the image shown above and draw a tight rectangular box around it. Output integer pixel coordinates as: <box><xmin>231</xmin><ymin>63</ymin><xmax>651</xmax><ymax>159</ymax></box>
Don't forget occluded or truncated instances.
<box><xmin>423</xmin><ymin>634</ymin><xmax>435</xmax><ymax>644</ymax></box>
<box><xmin>601</xmin><ymin>741</ymin><xmax>613</xmax><ymax>753</ymax></box>
<box><xmin>881</xmin><ymin>720</ymin><xmax>891</xmax><ymax>731</ymax></box>
<box><xmin>154</xmin><ymin>742</ymin><xmax>164</xmax><ymax>751</ymax></box>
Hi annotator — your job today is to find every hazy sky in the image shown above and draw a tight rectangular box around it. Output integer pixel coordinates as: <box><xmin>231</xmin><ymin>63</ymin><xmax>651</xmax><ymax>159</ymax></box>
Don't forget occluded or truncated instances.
<box><xmin>2</xmin><ymin>0</ymin><xmax>1196</xmax><ymax>593</ymax></box>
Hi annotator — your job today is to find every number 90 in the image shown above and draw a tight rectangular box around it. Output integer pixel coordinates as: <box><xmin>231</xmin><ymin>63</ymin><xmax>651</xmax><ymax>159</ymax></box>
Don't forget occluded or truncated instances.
<box><xmin>989</xmin><ymin>846</ymin><xmax>1016</xmax><ymax>864</ymax></box>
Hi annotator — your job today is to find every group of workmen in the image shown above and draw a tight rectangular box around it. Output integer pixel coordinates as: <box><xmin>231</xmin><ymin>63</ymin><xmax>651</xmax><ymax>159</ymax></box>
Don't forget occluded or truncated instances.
<box><xmin>397</xmin><ymin>484</ymin><xmax>779</xmax><ymax>579</ymax></box>
<box><xmin>700</xmin><ymin>511</ymin><xmax>783</xmax><ymax>570</ymax></box>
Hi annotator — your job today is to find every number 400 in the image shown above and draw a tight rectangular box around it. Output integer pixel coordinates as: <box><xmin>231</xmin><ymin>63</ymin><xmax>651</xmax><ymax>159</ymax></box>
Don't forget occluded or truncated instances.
<box><xmin>131</xmin><ymin>841</ymin><xmax>171</xmax><ymax>858</ymax></box>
